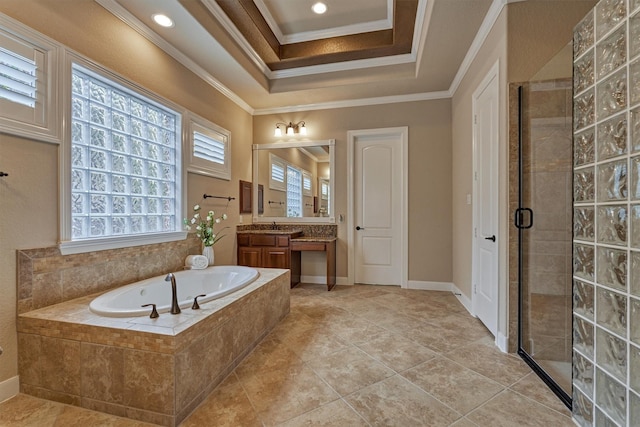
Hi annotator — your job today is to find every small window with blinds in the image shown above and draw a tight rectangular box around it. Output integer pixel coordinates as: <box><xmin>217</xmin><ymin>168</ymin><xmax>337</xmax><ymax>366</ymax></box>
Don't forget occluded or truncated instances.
<box><xmin>269</xmin><ymin>153</ymin><xmax>286</xmax><ymax>191</ymax></box>
<box><xmin>0</xmin><ymin>17</ymin><xmax>60</xmax><ymax>143</ymax></box>
<box><xmin>187</xmin><ymin>114</ymin><xmax>231</xmax><ymax>180</ymax></box>
<box><xmin>302</xmin><ymin>170</ymin><xmax>312</xmax><ymax>196</ymax></box>
<box><xmin>1</xmin><ymin>46</ymin><xmax>37</xmax><ymax>107</ymax></box>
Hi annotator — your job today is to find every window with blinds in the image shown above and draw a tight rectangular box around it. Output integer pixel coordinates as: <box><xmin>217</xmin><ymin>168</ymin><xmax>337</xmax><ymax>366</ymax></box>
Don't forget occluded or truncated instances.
<box><xmin>269</xmin><ymin>153</ymin><xmax>286</xmax><ymax>191</ymax></box>
<box><xmin>302</xmin><ymin>171</ymin><xmax>312</xmax><ymax>196</ymax></box>
<box><xmin>0</xmin><ymin>17</ymin><xmax>60</xmax><ymax>143</ymax></box>
<box><xmin>187</xmin><ymin>114</ymin><xmax>231</xmax><ymax>180</ymax></box>
<box><xmin>0</xmin><ymin>46</ymin><xmax>36</xmax><ymax>107</ymax></box>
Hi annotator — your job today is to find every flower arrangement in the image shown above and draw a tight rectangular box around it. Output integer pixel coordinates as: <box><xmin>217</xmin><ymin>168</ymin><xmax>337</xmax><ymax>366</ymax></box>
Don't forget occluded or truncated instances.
<box><xmin>183</xmin><ymin>204</ymin><xmax>228</xmax><ymax>247</ymax></box>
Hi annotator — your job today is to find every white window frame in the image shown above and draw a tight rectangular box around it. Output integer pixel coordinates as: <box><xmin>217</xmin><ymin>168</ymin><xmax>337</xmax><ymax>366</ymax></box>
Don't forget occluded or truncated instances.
<box><xmin>0</xmin><ymin>14</ymin><xmax>61</xmax><ymax>144</ymax></box>
<box><xmin>269</xmin><ymin>153</ymin><xmax>286</xmax><ymax>191</ymax></box>
<box><xmin>59</xmin><ymin>52</ymin><xmax>186</xmax><ymax>255</ymax></box>
<box><xmin>186</xmin><ymin>112</ymin><xmax>231</xmax><ymax>180</ymax></box>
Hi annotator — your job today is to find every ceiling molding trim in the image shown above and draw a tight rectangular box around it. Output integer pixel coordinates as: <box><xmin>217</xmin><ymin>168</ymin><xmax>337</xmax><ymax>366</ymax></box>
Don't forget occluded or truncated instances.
<box><xmin>200</xmin><ymin>0</ymin><xmax>274</xmax><ymax>78</ymax></box>
<box><xmin>270</xmin><ymin>53</ymin><xmax>416</xmax><ymax>79</ymax></box>
<box><xmin>279</xmin><ymin>20</ymin><xmax>392</xmax><ymax>45</ymax></box>
<box><xmin>202</xmin><ymin>0</ymin><xmax>421</xmax><ymax>80</ymax></box>
<box><xmin>254</xmin><ymin>0</ymin><xmax>394</xmax><ymax>45</ymax></box>
<box><xmin>413</xmin><ymin>0</ymin><xmax>435</xmax><ymax>76</ymax></box>
<box><xmin>95</xmin><ymin>0</ymin><xmax>254</xmax><ymax>114</ymax></box>
<box><xmin>448</xmin><ymin>0</ymin><xmax>507</xmax><ymax>96</ymax></box>
<box><xmin>252</xmin><ymin>0</ymin><xmax>286</xmax><ymax>43</ymax></box>
<box><xmin>253</xmin><ymin>90</ymin><xmax>451</xmax><ymax>115</ymax></box>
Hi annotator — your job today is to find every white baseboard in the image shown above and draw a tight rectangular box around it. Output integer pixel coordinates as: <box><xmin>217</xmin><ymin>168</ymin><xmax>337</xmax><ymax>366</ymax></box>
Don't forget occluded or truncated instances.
<box><xmin>300</xmin><ymin>275</ymin><xmax>349</xmax><ymax>286</ymax></box>
<box><xmin>0</xmin><ymin>376</ymin><xmax>19</xmax><ymax>403</ymax></box>
<box><xmin>496</xmin><ymin>331</ymin><xmax>508</xmax><ymax>353</ymax></box>
<box><xmin>451</xmin><ymin>283</ymin><xmax>474</xmax><ymax>315</ymax></box>
<box><xmin>406</xmin><ymin>280</ymin><xmax>452</xmax><ymax>292</ymax></box>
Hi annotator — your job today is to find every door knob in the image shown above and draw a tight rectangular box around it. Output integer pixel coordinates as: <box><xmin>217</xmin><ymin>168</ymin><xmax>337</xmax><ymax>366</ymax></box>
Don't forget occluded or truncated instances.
<box><xmin>484</xmin><ymin>235</ymin><xmax>496</xmax><ymax>242</ymax></box>
<box><xmin>356</xmin><ymin>226</ymin><xmax>365</xmax><ymax>230</ymax></box>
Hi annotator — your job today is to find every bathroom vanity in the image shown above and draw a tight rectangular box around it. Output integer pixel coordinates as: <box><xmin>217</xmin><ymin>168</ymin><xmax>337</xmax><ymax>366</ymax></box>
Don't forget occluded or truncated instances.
<box><xmin>237</xmin><ymin>226</ymin><xmax>337</xmax><ymax>290</ymax></box>
<box><xmin>237</xmin><ymin>230</ymin><xmax>302</xmax><ymax>286</ymax></box>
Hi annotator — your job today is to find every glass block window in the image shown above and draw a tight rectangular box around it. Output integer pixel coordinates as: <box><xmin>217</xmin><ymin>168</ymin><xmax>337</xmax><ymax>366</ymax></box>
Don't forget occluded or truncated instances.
<box><xmin>70</xmin><ymin>63</ymin><xmax>180</xmax><ymax>240</ymax></box>
<box><xmin>286</xmin><ymin>165</ymin><xmax>302</xmax><ymax>218</ymax></box>
<box><xmin>187</xmin><ymin>114</ymin><xmax>231</xmax><ymax>180</ymax></box>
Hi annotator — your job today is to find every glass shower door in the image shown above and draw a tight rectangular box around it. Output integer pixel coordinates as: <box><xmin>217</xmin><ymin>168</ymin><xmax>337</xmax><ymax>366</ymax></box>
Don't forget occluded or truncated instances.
<box><xmin>517</xmin><ymin>77</ymin><xmax>574</xmax><ymax>406</ymax></box>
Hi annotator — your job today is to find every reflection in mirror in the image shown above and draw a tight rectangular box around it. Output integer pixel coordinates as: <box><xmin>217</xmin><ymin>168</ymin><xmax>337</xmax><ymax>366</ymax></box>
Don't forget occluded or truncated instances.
<box><xmin>252</xmin><ymin>140</ymin><xmax>335</xmax><ymax>223</ymax></box>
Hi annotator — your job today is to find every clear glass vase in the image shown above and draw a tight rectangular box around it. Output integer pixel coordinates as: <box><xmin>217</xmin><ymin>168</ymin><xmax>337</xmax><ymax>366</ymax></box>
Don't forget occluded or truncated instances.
<box><xmin>202</xmin><ymin>245</ymin><xmax>214</xmax><ymax>266</ymax></box>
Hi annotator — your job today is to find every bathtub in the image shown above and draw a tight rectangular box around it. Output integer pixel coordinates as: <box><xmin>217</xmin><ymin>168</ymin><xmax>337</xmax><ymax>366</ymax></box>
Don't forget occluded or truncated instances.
<box><xmin>89</xmin><ymin>265</ymin><xmax>259</xmax><ymax>317</ymax></box>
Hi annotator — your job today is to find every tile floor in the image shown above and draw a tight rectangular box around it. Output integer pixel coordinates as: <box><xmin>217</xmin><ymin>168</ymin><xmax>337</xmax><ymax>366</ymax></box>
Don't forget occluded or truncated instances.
<box><xmin>0</xmin><ymin>284</ymin><xmax>574</xmax><ymax>426</ymax></box>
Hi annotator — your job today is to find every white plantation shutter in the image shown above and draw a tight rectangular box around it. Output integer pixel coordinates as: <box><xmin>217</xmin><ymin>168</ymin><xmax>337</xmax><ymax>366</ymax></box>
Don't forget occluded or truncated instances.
<box><xmin>194</xmin><ymin>131</ymin><xmax>225</xmax><ymax>164</ymax></box>
<box><xmin>302</xmin><ymin>171</ymin><xmax>312</xmax><ymax>196</ymax></box>
<box><xmin>0</xmin><ymin>46</ymin><xmax>37</xmax><ymax>107</ymax></box>
<box><xmin>0</xmin><ymin>16</ymin><xmax>60</xmax><ymax>143</ymax></box>
<box><xmin>188</xmin><ymin>115</ymin><xmax>231</xmax><ymax>180</ymax></box>
<box><xmin>269</xmin><ymin>153</ymin><xmax>286</xmax><ymax>191</ymax></box>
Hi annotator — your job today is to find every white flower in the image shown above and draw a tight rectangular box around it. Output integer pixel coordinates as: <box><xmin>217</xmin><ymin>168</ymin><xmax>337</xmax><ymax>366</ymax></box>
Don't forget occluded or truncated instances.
<box><xmin>193</xmin><ymin>204</ymin><xmax>200</xmax><ymax>211</ymax></box>
<box><xmin>222</xmin><ymin>214</ymin><xmax>228</xmax><ymax>220</ymax></box>
<box><xmin>196</xmin><ymin>225</ymin><xmax>201</xmax><ymax>230</ymax></box>
<box><xmin>206</xmin><ymin>215</ymin><xmax>212</xmax><ymax>221</ymax></box>
<box><xmin>190</xmin><ymin>218</ymin><xmax>196</xmax><ymax>224</ymax></box>
<box><xmin>215</xmin><ymin>218</ymin><xmax>221</xmax><ymax>223</ymax></box>
<box><xmin>209</xmin><ymin>210</ymin><xmax>214</xmax><ymax>216</ymax></box>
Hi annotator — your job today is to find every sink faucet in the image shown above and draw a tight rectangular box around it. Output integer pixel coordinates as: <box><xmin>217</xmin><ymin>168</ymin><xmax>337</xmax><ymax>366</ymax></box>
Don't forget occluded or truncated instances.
<box><xmin>164</xmin><ymin>273</ymin><xmax>181</xmax><ymax>314</ymax></box>
<box><xmin>272</xmin><ymin>221</ymin><xmax>278</xmax><ymax>230</ymax></box>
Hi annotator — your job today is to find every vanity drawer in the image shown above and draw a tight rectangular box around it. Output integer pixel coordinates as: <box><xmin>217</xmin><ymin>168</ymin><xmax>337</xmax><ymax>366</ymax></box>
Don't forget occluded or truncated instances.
<box><xmin>291</xmin><ymin>241</ymin><xmax>326</xmax><ymax>251</ymax></box>
<box><xmin>237</xmin><ymin>234</ymin><xmax>250</xmax><ymax>246</ymax></box>
<box><xmin>250</xmin><ymin>234</ymin><xmax>277</xmax><ymax>246</ymax></box>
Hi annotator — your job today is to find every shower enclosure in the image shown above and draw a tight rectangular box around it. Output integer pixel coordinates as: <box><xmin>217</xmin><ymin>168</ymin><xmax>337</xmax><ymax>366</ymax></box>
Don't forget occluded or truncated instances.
<box><xmin>516</xmin><ymin>44</ymin><xmax>574</xmax><ymax>407</ymax></box>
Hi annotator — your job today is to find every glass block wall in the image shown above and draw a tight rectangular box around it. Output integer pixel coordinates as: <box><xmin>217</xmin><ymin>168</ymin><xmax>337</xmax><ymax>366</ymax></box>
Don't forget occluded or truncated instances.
<box><xmin>572</xmin><ymin>0</ymin><xmax>640</xmax><ymax>425</ymax></box>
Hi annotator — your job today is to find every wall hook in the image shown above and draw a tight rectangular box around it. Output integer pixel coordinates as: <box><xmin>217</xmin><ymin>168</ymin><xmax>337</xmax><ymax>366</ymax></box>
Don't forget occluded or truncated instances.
<box><xmin>0</xmin><ymin>172</ymin><xmax>8</xmax><ymax>177</ymax></box>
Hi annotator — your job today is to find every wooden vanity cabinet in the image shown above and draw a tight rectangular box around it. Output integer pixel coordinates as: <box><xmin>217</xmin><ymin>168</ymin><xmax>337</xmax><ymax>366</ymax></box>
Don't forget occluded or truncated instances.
<box><xmin>237</xmin><ymin>232</ymin><xmax>301</xmax><ymax>286</ymax></box>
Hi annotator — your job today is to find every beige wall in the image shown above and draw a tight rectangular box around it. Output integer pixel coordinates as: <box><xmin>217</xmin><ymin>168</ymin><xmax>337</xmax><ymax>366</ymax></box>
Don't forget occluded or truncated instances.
<box><xmin>253</xmin><ymin>98</ymin><xmax>453</xmax><ymax>283</ymax></box>
<box><xmin>451</xmin><ymin>1</ymin><xmax>597</xmax><ymax>343</ymax></box>
<box><xmin>0</xmin><ymin>1</ymin><xmax>253</xmax><ymax>385</ymax></box>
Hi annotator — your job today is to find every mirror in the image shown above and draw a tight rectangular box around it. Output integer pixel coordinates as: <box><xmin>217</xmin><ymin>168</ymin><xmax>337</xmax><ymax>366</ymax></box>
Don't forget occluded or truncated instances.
<box><xmin>252</xmin><ymin>139</ymin><xmax>335</xmax><ymax>223</ymax></box>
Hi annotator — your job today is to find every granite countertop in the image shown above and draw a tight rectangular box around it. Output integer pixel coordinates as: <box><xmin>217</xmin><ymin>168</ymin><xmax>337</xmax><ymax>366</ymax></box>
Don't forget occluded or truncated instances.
<box><xmin>291</xmin><ymin>237</ymin><xmax>337</xmax><ymax>242</ymax></box>
<box><xmin>237</xmin><ymin>229</ymin><xmax>303</xmax><ymax>235</ymax></box>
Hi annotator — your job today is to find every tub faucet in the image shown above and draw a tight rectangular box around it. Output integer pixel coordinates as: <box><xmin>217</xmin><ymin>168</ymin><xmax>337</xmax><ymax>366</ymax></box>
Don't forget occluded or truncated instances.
<box><xmin>164</xmin><ymin>273</ymin><xmax>181</xmax><ymax>314</ymax></box>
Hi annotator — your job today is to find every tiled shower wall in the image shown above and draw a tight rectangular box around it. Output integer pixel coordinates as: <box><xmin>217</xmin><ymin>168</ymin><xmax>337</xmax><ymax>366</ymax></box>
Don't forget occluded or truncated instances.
<box><xmin>572</xmin><ymin>0</ymin><xmax>640</xmax><ymax>425</ymax></box>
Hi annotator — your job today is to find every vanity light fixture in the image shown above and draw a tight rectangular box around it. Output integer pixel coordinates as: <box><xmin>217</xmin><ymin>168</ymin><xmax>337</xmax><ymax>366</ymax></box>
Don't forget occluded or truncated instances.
<box><xmin>312</xmin><ymin>2</ymin><xmax>327</xmax><ymax>14</ymax></box>
<box><xmin>274</xmin><ymin>121</ymin><xmax>307</xmax><ymax>137</ymax></box>
<box><xmin>152</xmin><ymin>13</ymin><xmax>174</xmax><ymax>28</ymax></box>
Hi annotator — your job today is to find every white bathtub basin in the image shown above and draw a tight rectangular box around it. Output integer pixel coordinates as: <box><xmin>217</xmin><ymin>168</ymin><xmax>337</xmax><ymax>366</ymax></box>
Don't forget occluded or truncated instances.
<box><xmin>89</xmin><ymin>265</ymin><xmax>259</xmax><ymax>317</ymax></box>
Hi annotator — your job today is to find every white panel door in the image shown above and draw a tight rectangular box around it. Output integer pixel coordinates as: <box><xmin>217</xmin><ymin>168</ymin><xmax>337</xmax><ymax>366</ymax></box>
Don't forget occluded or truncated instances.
<box><xmin>473</xmin><ymin>64</ymin><xmax>499</xmax><ymax>337</ymax></box>
<box><xmin>354</xmin><ymin>134</ymin><xmax>402</xmax><ymax>285</ymax></box>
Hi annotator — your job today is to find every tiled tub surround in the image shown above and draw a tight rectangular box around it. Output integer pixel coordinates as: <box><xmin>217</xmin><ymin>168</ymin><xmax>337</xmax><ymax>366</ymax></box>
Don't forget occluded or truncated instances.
<box><xmin>17</xmin><ymin>268</ymin><xmax>290</xmax><ymax>427</ymax></box>
<box><xmin>572</xmin><ymin>1</ymin><xmax>640</xmax><ymax>426</ymax></box>
<box><xmin>17</xmin><ymin>236</ymin><xmax>202</xmax><ymax>314</ymax></box>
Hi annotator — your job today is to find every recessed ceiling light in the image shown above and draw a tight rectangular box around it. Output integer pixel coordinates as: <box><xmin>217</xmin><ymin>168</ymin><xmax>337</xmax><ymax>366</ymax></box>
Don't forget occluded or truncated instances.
<box><xmin>152</xmin><ymin>13</ymin><xmax>174</xmax><ymax>28</ymax></box>
<box><xmin>311</xmin><ymin>2</ymin><xmax>327</xmax><ymax>14</ymax></box>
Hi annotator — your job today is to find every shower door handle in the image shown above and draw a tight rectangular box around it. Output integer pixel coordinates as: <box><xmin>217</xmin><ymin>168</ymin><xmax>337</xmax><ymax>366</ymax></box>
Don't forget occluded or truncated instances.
<box><xmin>484</xmin><ymin>235</ymin><xmax>496</xmax><ymax>242</ymax></box>
<box><xmin>514</xmin><ymin>208</ymin><xmax>533</xmax><ymax>229</ymax></box>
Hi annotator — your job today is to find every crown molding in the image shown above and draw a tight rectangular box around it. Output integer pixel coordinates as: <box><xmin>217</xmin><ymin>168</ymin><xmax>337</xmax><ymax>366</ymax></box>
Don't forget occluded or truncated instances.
<box><xmin>253</xmin><ymin>0</ymin><xmax>393</xmax><ymax>45</ymax></box>
<box><xmin>448</xmin><ymin>0</ymin><xmax>507</xmax><ymax>96</ymax></box>
<box><xmin>96</xmin><ymin>0</ymin><xmax>506</xmax><ymax>115</ymax></box>
<box><xmin>95</xmin><ymin>0</ymin><xmax>254</xmax><ymax>114</ymax></box>
<box><xmin>253</xmin><ymin>90</ymin><xmax>451</xmax><ymax>115</ymax></box>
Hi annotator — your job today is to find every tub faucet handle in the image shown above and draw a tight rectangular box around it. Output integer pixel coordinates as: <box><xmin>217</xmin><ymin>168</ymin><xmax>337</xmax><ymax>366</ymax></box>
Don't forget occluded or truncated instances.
<box><xmin>192</xmin><ymin>294</ymin><xmax>206</xmax><ymax>310</ymax></box>
<box><xmin>141</xmin><ymin>303</ymin><xmax>159</xmax><ymax>318</ymax></box>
